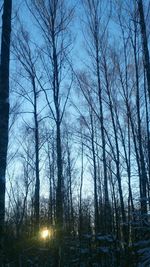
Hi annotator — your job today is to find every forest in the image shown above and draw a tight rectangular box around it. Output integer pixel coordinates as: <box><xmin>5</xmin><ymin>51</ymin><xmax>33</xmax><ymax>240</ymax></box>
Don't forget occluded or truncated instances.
<box><xmin>0</xmin><ymin>0</ymin><xmax>150</xmax><ymax>266</ymax></box>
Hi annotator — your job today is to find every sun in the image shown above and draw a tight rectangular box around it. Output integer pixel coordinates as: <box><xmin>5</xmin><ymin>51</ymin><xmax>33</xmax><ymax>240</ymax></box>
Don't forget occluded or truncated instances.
<box><xmin>40</xmin><ymin>228</ymin><xmax>50</xmax><ymax>240</ymax></box>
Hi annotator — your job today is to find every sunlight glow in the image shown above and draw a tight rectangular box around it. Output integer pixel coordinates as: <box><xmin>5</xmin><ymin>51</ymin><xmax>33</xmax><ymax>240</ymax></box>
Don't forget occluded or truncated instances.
<box><xmin>40</xmin><ymin>228</ymin><xmax>50</xmax><ymax>240</ymax></box>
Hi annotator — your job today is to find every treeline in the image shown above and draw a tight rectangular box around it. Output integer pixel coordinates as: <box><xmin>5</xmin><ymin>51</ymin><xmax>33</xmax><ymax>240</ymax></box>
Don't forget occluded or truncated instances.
<box><xmin>0</xmin><ymin>0</ymin><xmax>150</xmax><ymax>266</ymax></box>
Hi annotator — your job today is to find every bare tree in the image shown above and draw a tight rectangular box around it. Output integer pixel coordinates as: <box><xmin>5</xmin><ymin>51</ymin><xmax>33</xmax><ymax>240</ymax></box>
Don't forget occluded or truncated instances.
<box><xmin>81</xmin><ymin>0</ymin><xmax>111</xmax><ymax>233</ymax></box>
<box><xmin>27</xmin><ymin>0</ymin><xmax>74</xmax><ymax>237</ymax></box>
<box><xmin>12</xmin><ymin>26</ymin><xmax>42</xmax><ymax>232</ymax></box>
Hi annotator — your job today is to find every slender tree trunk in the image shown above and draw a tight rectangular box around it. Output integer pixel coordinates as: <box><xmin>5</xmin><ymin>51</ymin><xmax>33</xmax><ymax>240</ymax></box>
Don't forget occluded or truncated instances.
<box><xmin>95</xmin><ymin>43</ymin><xmax>111</xmax><ymax>233</ymax></box>
<box><xmin>51</xmin><ymin>26</ymin><xmax>64</xmax><ymax>233</ymax></box>
<box><xmin>56</xmin><ymin>119</ymin><xmax>63</xmax><ymax>231</ymax></box>
<box><xmin>90</xmin><ymin>110</ymin><xmax>99</xmax><ymax>235</ymax></box>
<box><xmin>66</xmin><ymin>141</ymin><xmax>74</xmax><ymax>233</ymax></box>
<box><xmin>119</xmin><ymin>32</ymin><xmax>148</xmax><ymax>223</ymax></box>
<box><xmin>138</xmin><ymin>0</ymin><xmax>150</xmax><ymax>102</ymax></box>
<box><xmin>79</xmin><ymin>140</ymin><xmax>84</xmax><ymax>239</ymax></box>
<box><xmin>95</xmin><ymin>137</ymin><xmax>103</xmax><ymax>231</ymax></box>
<box><xmin>103</xmin><ymin>56</ymin><xmax>126</xmax><ymax>241</ymax></box>
<box><xmin>0</xmin><ymin>0</ymin><xmax>12</xmax><ymax>261</ymax></box>
<box><xmin>47</xmin><ymin>142</ymin><xmax>53</xmax><ymax>225</ymax></box>
<box><xmin>144</xmin><ymin>71</ymin><xmax>150</xmax><ymax>183</ymax></box>
<box><xmin>32</xmin><ymin>76</ymin><xmax>40</xmax><ymax>232</ymax></box>
<box><xmin>133</xmin><ymin>32</ymin><xmax>148</xmax><ymax>219</ymax></box>
<box><xmin>120</xmin><ymin>20</ymin><xmax>135</xmax><ymax>224</ymax></box>
<box><xmin>110</xmin><ymin>170</ymin><xmax>119</xmax><ymax>240</ymax></box>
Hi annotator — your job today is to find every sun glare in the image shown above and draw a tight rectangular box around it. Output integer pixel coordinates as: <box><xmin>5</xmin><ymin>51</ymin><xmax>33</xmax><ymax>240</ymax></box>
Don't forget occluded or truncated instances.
<box><xmin>40</xmin><ymin>228</ymin><xmax>50</xmax><ymax>240</ymax></box>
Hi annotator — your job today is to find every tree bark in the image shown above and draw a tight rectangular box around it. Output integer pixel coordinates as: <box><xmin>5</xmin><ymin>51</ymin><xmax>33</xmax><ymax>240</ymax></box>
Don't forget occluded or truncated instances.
<box><xmin>133</xmin><ymin>30</ymin><xmax>148</xmax><ymax>219</ymax></box>
<box><xmin>138</xmin><ymin>0</ymin><xmax>150</xmax><ymax>102</ymax></box>
<box><xmin>0</xmin><ymin>0</ymin><xmax>12</xmax><ymax>259</ymax></box>
<box><xmin>90</xmin><ymin>110</ymin><xmax>99</xmax><ymax>234</ymax></box>
<box><xmin>32</xmin><ymin>76</ymin><xmax>40</xmax><ymax>232</ymax></box>
<box><xmin>79</xmin><ymin>140</ymin><xmax>84</xmax><ymax>239</ymax></box>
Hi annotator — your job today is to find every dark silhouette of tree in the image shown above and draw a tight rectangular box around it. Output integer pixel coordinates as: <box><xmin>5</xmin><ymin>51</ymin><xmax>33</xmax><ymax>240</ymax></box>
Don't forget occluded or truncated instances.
<box><xmin>26</xmin><ymin>0</ymin><xmax>73</xmax><ymax>238</ymax></box>
<box><xmin>81</xmin><ymin>0</ymin><xmax>111</xmax><ymax>233</ymax></box>
<box><xmin>0</xmin><ymin>0</ymin><xmax>12</xmax><ymax>262</ymax></box>
<box><xmin>12</xmin><ymin>26</ymin><xmax>41</xmax><ymax>233</ymax></box>
<box><xmin>138</xmin><ymin>0</ymin><xmax>150</xmax><ymax>102</ymax></box>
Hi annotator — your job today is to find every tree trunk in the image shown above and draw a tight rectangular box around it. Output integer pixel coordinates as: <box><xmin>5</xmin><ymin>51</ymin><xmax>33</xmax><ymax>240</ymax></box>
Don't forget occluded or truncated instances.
<box><xmin>32</xmin><ymin>77</ymin><xmax>40</xmax><ymax>233</ymax></box>
<box><xmin>104</xmin><ymin>56</ymin><xmax>127</xmax><ymax>241</ymax></box>
<box><xmin>138</xmin><ymin>0</ymin><xmax>150</xmax><ymax>102</ymax></box>
<box><xmin>79</xmin><ymin>140</ymin><xmax>84</xmax><ymax>239</ymax></box>
<box><xmin>56</xmin><ymin>119</ymin><xmax>63</xmax><ymax>232</ymax></box>
<box><xmin>133</xmin><ymin>32</ymin><xmax>148</xmax><ymax>219</ymax></box>
<box><xmin>47</xmin><ymin>142</ymin><xmax>53</xmax><ymax>225</ymax></box>
<box><xmin>144</xmin><ymin>70</ymin><xmax>150</xmax><ymax>183</ymax></box>
<box><xmin>90</xmin><ymin>110</ymin><xmax>99</xmax><ymax>234</ymax></box>
<box><xmin>0</xmin><ymin>0</ymin><xmax>12</xmax><ymax>261</ymax></box>
<box><xmin>66</xmin><ymin>140</ymin><xmax>74</xmax><ymax>233</ymax></box>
